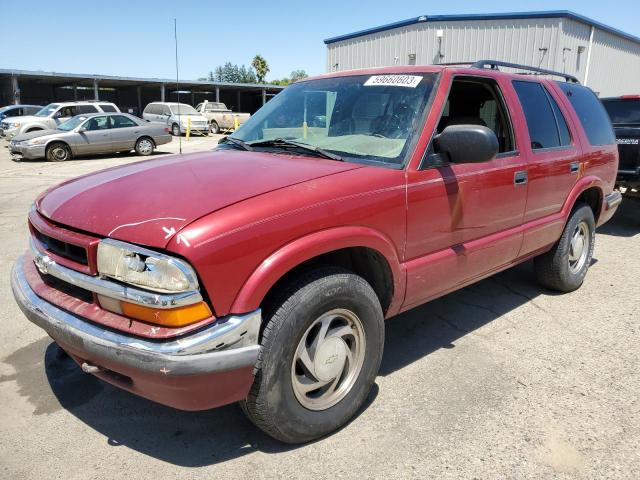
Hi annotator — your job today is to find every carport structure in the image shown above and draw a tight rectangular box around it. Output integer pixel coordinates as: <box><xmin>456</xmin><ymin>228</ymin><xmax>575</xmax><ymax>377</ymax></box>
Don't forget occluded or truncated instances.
<box><xmin>0</xmin><ymin>69</ymin><xmax>284</xmax><ymax>116</ymax></box>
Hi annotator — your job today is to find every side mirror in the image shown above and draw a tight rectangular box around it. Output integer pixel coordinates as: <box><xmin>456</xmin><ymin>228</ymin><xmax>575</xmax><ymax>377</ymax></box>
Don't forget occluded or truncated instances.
<box><xmin>77</xmin><ymin>127</ymin><xmax>86</xmax><ymax>133</ymax></box>
<box><xmin>433</xmin><ymin>125</ymin><xmax>499</xmax><ymax>164</ymax></box>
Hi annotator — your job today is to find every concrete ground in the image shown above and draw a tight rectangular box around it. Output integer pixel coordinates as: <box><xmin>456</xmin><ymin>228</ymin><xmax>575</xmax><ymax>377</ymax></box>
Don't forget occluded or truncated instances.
<box><xmin>0</xmin><ymin>135</ymin><xmax>638</xmax><ymax>479</ymax></box>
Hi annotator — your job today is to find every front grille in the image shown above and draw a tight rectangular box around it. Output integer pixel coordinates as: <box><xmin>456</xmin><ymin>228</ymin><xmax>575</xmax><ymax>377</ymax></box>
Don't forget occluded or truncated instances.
<box><xmin>41</xmin><ymin>272</ymin><xmax>94</xmax><ymax>303</ymax></box>
<box><xmin>33</xmin><ymin>229</ymin><xmax>88</xmax><ymax>265</ymax></box>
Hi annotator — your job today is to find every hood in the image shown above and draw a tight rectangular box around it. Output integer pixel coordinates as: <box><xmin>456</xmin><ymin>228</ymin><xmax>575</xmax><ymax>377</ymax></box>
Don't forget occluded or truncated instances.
<box><xmin>3</xmin><ymin>114</ymin><xmax>41</xmax><ymax>125</ymax></box>
<box><xmin>180</xmin><ymin>114</ymin><xmax>208</xmax><ymax>123</ymax></box>
<box><xmin>13</xmin><ymin>129</ymin><xmax>59</xmax><ymax>142</ymax></box>
<box><xmin>36</xmin><ymin>149</ymin><xmax>363</xmax><ymax>248</ymax></box>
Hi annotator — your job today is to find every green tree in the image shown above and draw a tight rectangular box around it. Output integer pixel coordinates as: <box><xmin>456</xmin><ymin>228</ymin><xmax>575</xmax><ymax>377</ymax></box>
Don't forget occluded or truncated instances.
<box><xmin>290</xmin><ymin>69</ymin><xmax>308</xmax><ymax>82</ymax></box>
<box><xmin>252</xmin><ymin>55</ymin><xmax>270</xmax><ymax>83</ymax></box>
<box><xmin>212</xmin><ymin>62</ymin><xmax>257</xmax><ymax>83</ymax></box>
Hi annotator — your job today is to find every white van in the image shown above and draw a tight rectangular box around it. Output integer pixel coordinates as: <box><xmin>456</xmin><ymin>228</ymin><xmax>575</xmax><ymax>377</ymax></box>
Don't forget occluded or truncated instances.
<box><xmin>142</xmin><ymin>102</ymin><xmax>209</xmax><ymax>136</ymax></box>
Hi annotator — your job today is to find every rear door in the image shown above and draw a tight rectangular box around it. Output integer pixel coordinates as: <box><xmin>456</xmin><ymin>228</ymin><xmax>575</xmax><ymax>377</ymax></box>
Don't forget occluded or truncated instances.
<box><xmin>511</xmin><ymin>79</ymin><xmax>581</xmax><ymax>256</ymax></box>
<box><xmin>109</xmin><ymin>115</ymin><xmax>140</xmax><ymax>150</ymax></box>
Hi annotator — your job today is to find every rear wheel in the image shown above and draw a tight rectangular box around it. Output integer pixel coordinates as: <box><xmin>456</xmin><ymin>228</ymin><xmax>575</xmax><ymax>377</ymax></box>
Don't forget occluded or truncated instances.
<box><xmin>171</xmin><ymin>123</ymin><xmax>181</xmax><ymax>136</ymax></box>
<box><xmin>135</xmin><ymin>137</ymin><xmax>154</xmax><ymax>156</ymax></box>
<box><xmin>46</xmin><ymin>142</ymin><xmax>71</xmax><ymax>162</ymax></box>
<box><xmin>241</xmin><ymin>267</ymin><xmax>384</xmax><ymax>444</ymax></box>
<box><xmin>209</xmin><ymin>121</ymin><xmax>219</xmax><ymax>134</ymax></box>
<box><xmin>534</xmin><ymin>203</ymin><xmax>595</xmax><ymax>292</ymax></box>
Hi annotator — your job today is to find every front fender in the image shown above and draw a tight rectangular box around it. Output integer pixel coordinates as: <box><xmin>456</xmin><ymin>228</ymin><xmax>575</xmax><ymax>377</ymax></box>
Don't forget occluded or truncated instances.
<box><xmin>230</xmin><ymin>226</ymin><xmax>405</xmax><ymax>317</ymax></box>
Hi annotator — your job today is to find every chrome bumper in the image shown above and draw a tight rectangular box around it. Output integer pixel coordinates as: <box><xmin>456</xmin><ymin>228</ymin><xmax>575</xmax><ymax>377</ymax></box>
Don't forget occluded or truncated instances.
<box><xmin>605</xmin><ymin>191</ymin><xmax>623</xmax><ymax>210</ymax></box>
<box><xmin>11</xmin><ymin>256</ymin><xmax>261</xmax><ymax>376</ymax></box>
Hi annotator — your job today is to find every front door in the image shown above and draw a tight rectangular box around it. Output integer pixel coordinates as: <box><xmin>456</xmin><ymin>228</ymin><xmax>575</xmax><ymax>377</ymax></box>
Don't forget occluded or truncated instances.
<box><xmin>109</xmin><ymin>114</ymin><xmax>140</xmax><ymax>150</ymax></box>
<box><xmin>75</xmin><ymin>115</ymin><xmax>112</xmax><ymax>154</ymax></box>
<box><xmin>403</xmin><ymin>75</ymin><xmax>528</xmax><ymax>309</ymax></box>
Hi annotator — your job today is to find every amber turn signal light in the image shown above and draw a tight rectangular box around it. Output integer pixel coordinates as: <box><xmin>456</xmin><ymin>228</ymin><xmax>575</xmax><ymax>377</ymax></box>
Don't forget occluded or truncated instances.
<box><xmin>98</xmin><ymin>295</ymin><xmax>212</xmax><ymax>327</ymax></box>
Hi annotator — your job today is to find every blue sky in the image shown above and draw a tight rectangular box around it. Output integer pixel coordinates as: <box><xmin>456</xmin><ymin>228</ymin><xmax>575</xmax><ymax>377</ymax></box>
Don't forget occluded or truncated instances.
<box><xmin>3</xmin><ymin>0</ymin><xmax>640</xmax><ymax>81</ymax></box>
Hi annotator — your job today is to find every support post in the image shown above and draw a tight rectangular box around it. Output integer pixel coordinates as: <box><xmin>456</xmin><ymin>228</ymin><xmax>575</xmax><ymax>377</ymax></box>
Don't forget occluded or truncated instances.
<box><xmin>262</xmin><ymin>88</ymin><xmax>266</xmax><ymax>105</ymax></box>
<box><xmin>93</xmin><ymin>78</ymin><xmax>99</xmax><ymax>100</ymax></box>
<box><xmin>191</xmin><ymin>91</ymin><xmax>195</xmax><ymax>106</ymax></box>
<box><xmin>236</xmin><ymin>90</ymin><xmax>241</xmax><ymax>112</ymax></box>
<box><xmin>73</xmin><ymin>84</ymin><xmax>78</xmax><ymax>101</ymax></box>
<box><xmin>160</xmin><ymin>83</ymin><xmax>166</xmax><ymax>102</ymax></box>
<box><xmin>215</xmin><ymin>86</ymin><xmax>220</xmax><ymax>103</ymax></box>
<box><xmin>11</xmin><ymin>75</ymin><xmax>20</xmax><ymax>105</ymax></box>
<box><xmin>137</xmin><ymin>86</ymin><xmax>142</xmax><ymax>116</ymax></box>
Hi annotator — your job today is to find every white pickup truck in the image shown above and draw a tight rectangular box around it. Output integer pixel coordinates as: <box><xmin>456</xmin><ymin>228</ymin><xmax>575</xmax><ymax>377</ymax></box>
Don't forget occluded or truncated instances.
<box><xmin>194</xmin><ymin>101</ymin><xmax>251</xmax><ymax>134</ymax></box>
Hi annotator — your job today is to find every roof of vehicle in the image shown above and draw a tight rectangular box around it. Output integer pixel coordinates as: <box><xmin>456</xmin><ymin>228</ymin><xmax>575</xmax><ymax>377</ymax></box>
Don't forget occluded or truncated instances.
<box><xmin>147</xmin><ymin>102</ymin><xmax>192</xmax><ymax>106</ymax></box>
<box><xmin>71</xmin><ymin>112</ymin><xmax>138</xmax><ymax>118</ymax></box>
<box><xmin>52</xmin><ymin>100</ymin><xmax>118</xmax><ymax>106</ymax></box>
<box><xmin>601</xmin><ymin>95</ymin><xmax>640</xmax><ymax>101</ymax></box>
<box><xmin>0</xmin><ymin>104</ymin><xmax>43</xmax><ymax>109</ymax></box>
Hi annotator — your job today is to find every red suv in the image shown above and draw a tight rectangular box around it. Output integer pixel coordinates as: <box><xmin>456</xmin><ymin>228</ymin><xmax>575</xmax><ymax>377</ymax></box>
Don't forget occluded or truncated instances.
<box><xmin>12</xmin><ymin>61</ymin><xmax>621</xmax><ymax>443</ymax></box>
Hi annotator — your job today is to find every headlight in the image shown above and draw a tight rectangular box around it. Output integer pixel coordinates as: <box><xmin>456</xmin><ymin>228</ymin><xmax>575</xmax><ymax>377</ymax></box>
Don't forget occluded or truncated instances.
<box><xmin>97</xmin><ymin>239</ymin><xmax>198</xmax><ymax>293</ymax></box>
<box><xmin>26</xmin><ymin>137</ymin><xmax>47</xmax><ymax>145</ymax></box>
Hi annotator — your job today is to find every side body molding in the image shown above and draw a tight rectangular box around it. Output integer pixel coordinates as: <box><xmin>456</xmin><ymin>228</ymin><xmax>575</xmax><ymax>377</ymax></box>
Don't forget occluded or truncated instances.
<box><xmin>230</xmin><ymin>226</ymin><xmax>406</xmax><ymax>318</ymax></box>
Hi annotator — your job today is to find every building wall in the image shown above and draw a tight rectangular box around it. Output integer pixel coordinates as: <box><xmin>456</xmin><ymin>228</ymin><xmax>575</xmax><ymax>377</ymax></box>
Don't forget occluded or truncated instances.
<box><xmin>326</xmin><ymin>17</ymin><xmax>640</xmax><ymax>96</ymax></box>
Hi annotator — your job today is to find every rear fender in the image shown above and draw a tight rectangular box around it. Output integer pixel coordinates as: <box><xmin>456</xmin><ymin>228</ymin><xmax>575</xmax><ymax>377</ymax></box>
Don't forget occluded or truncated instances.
<box><xmin>230</xmin><ymin>226</ymin><xmax>405</xmax><ymax>317</ymax></box>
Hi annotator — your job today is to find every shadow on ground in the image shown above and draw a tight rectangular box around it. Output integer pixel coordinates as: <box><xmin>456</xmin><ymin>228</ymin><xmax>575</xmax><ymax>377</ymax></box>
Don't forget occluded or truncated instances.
<box><xmin>6</xmin><ymin>207</ymin><xmax>632</xmax><ymax>467</ymax></box>
<box><xmin>598</xmin><ymin>197</ymin><xmax>640</xmax><ymax>237</ymax></box>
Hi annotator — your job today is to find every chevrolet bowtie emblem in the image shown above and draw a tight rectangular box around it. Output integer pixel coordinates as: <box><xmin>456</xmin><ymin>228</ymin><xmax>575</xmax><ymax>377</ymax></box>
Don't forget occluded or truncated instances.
<box><xmin>34</xmin><ymin>254</ymin><xmax>51</xmax><ymax>274</ymax></box>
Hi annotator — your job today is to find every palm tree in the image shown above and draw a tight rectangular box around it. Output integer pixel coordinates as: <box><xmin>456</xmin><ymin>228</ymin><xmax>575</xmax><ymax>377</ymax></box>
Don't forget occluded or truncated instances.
<box><xmin>252</xmin><ymin>55</ymin><xmax>270</xmax><ymax>83</ymax></box>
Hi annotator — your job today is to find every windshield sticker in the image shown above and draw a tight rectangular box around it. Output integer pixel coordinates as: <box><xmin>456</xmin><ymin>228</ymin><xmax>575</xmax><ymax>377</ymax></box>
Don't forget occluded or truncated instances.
<box><xmin>364</xmin><ymin>75</ymin><xmax>422</xmax><ymax>88</ymax></box>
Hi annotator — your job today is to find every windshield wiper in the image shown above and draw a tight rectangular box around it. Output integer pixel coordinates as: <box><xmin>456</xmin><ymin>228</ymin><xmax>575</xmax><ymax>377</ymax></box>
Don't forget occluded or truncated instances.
<box><xmin>219</xmin><ymin>136</ymin><xmax>253</xmax><ymax>151</ymax></box>
<box><xmin>248</xmin><ymin>138</ymin><xmax>343</xmax><ymax>161</ymax></box>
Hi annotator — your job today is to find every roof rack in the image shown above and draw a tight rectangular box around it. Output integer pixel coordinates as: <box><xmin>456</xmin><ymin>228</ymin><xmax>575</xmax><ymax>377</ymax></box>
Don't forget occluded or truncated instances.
<box><xmin>470</xmin><ymin>60</ymin><xmax>580</xmax><ymax>83</ymax></box>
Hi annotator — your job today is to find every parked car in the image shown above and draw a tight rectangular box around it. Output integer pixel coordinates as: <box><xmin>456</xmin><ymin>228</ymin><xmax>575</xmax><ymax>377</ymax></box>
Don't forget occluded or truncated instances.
<box><xmin>601</xmin><ymin>95</ymin><xmax>640</xmax><ymax>191</ymax></box>
<box><xmin>0</xmin><ymin>105</ymin><xmax>43</xmax><ymax>135</ymax></box>
<box><xmin>0</xmin><ymin>101</ymin><xmax>120</xmax><ymax>140</ymax></box>
<box><xmin>142</xmin><ymin>102</ymin><xmax>209</xmax><ymax>136</ymax></box>
<box><xmin>194</xmin><ymin>101</ymin><xmax>250</xmax><ymax>134</ymax></box>
<box><xmin>11</xmin><ymin>62</ymin><xmax>620</xmax><ymax>444</ymax></box>
<box><xmin>9</xmin><ymin>112</ymin><xmax>171</xmax><ymax>161</ymax></box>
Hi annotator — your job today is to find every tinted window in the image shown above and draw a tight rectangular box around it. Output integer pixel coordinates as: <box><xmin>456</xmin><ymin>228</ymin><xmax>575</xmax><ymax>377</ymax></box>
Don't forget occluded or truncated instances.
<box><xmin>513</xmin><ymin>81</ymin><xmax>563</xmax><ymax>150</ymax></box>
<box><xmin>4</xmin><ymin>108</ymin><xmax>21</xmax><ymax>117</ymax></box>
<box><xmin>77</xmin><ymin>105</ymin><xmax>98</xmax><ymax>114</ymax></box>
<box><xmin>559</xmin><ymin>83</ymin><xmax>615</xmax><ymax>145</ymax></box>
<box><xmin>25</xmin><ymin>106</ymin><xmax>41</xmax><ymax>114</ymax></box>
<box><xmin>111</xmin><ymin>115</ymin><xmax>137</xmax><ymax>128</ymax></box>
<box><xmin>56</xmin><ymin>106</ymin><xmax>78</xmax><ymax>118</ymax></box>
<box><xmin>546</xmin><ymin>90</ymin><xmax>571</xmax><ymax>146</ymax></box>
<box><xmin>99</xmin><ymin>104</ymin><xmax>117</xmax><ymax>112</ymax></box>
<box><xmin>602</xmin><ymin>99</ymin><xmax>640</xmax><ymax>125</ymax></box>
<box><xmin>85</xmin><ymin>116</ymin><xmax>110</xmax><ymax>130</ymax></box>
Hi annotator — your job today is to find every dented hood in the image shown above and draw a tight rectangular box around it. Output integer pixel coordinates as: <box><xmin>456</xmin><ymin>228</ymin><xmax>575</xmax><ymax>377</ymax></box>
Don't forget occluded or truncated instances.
<box><xmin>36</xmin><ymin>149</ymin><xmax>362</xmax><ymax>248</ymax></box>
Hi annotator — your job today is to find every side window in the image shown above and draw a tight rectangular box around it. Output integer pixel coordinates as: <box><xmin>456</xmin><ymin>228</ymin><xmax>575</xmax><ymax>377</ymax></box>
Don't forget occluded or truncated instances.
<box><xmin>111</xmin><ymin>115</ymin><xmax>137</xmax><ymax>128</ymax></box>
<box><xmin>99</xmin><ymin>104</ymin><xmax>117</xmax><ymax>112</ymax></box>
<box><xmin>547</xmin><ymin>91</ymin><xmax>571</xmax><ymax>147</ymax></box>
<box><xmin>85</xmin><ymin>116</ymin><xmax>110</xmax><ymax>130</ymax></box>
<box><xmin>437</xmin><ymin>77</ymin><xmax>514</xmax><ymax>153</ymax></box>
<box><xmin>162</xmin><ymin>106</ymin><xmax>171</xmax><ymax>116</ymax></box>
<box><xmin>513</xmin><ymin>81</ymin><xmax>564</xmax><ymax>150</ymax></box>
<box><xmin>143</xmin><ymin>104</ymin><xmax>154</xmax><ymax>115</ymax></box>
<box><xmin>77</xmin><ymin>105</ymin><xmax>98</xmax><ymax>114</ymax></box>
<box><xmin>558</xmin><ymin>83</ymin><xmax>616</xmax><ymax>146</ymax></box>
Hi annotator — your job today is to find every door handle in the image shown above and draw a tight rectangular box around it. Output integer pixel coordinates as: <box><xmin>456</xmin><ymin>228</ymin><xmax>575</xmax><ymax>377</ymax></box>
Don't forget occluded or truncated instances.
<box><xmin>570</xmin><ymin>161</ymin><xmax>580</xmax><ymax>173</ymax></box>
<box><xmin>514</xmin><ymin>171</ymin><xmax>528</xmax><ymax>185</ymax></box>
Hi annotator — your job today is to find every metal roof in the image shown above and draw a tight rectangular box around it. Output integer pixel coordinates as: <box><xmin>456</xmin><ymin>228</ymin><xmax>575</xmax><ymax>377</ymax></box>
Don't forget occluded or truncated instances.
<box><xmin>0</xmin><ymin>68</ymin><xmax>285</xmax><ymax>91</ymax></box>
<box><xmin>324</xmin><ymin>10</ymin><xmax>640</xmax><ymax>45</ymax></box>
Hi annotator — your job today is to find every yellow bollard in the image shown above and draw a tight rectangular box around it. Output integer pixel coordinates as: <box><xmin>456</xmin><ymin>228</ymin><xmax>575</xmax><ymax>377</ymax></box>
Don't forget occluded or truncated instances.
<box><xmin>303</xmin><ymin>121</ymin><xmax>308</xmax><ymax>139</ymax></box>
<box><xmin>233</xmin><ymin>115</ymin><xmax>239</xmax><ymax>131</ymax></box>
<box><xmin>186</xmin><ymin>117</ymin><xmax>191</xmax><ymax>141</ymax></box>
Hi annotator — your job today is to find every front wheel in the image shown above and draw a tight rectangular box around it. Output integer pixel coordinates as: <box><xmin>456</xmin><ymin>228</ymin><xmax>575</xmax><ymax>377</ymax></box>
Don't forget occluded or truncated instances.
<box><xmin>241</xmin><ymin>267</ymin><xmax>384</xmax><ymax>443</ymax></box>
<box><xmin>209</xmin><ymin>121</ymin><xmax>219</xmax><ymax>134</ymax></box>
<box><xmin>135</xmin><ymin>137</ymin><xmax>154</xmax><ymax>156</ymax></box>
<box><xmin>46</xmin><ymin>142</ymin><xmax>71</xmax><ymax>162</ymax></box>
<box><xmin>534</xmin><ymin>203</ymin><xmax>595</xmax><ymax>292</ymax></box>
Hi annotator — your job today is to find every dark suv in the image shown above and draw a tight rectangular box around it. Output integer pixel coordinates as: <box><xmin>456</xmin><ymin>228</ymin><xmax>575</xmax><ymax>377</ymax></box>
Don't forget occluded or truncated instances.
<box><xmin>0</xmin><ymin>105</ymin><xmax>42</xmax><ymax>135</ymax></box>
<box><xmin>602</xmin><ymin>95</ymin><xmax>640</xmax><ymax>192</ymax></box>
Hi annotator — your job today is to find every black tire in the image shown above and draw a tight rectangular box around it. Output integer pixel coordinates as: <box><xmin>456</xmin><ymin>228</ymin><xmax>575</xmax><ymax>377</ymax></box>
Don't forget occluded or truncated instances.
<box><xmin>46</xmin><ymin>142</ymin><xmax>71</xmax><ymax>162</ymax></box>
<box><xmin>209</xmin><ymin>121</ymin><xmax>219</xmax><ymax>134</ymax></box>
<box><xmin>534</xmin><ymin>203</ymin><xmax>595</xmax><ymax>292</ymax></box>
<box><xmin>171</xmin><ymin>123</ymin><xmax>181</xmax><ymax>136</ymax></box>
<box><xmin>241</xmin><ymin>267</ymin><xmax>384</xmax><ymax>443</ymax></box>
<box><xmin>134</xmin><ymin>137</ymin><xmax>155</xmax><ymax>156</ymax></box>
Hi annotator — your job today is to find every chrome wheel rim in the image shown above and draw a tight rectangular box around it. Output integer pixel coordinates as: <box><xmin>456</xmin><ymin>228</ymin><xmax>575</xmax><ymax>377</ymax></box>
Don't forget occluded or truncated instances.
<box><xmin>51</xmin><ymin>147</ymin><xmax>68</xmax><ymax>160</ymax></box>
<box><xmin>291</xmin><ymin>308</ymin><xmax>366</xmax><ymax>411</ymax></box>
<box><xmin>138</xmin><ymin>139</ymin><xmax>153</xmax><ymax>154</ymax></box>
<box><xmin>568</xmin><ymin>221</ymin><xmax>589</xmax><ymax>274</ymax></box>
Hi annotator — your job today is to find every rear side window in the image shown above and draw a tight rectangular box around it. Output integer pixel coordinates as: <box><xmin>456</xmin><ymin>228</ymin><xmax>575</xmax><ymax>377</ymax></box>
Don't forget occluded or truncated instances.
<box><xmin>558</xmin><ymin>83</ymin><xmax>615</xmax><ymax>146</ymax></box>
<box><xmin>77</xmin><ymin>105</ymin><xmax>98</xmax><ymax>114</ymax></box>
<box><xmin>513</xmin><ymin>80</ymin><xmax>570</xmax><ymax>150</ymax></box>
<box><xmin>99</xmin><ymin>104</ymin><xmax>117</xmax><ymax>112</ymax></box>
<box><xmin>110</xmin><ymin>115</ymin><xmax>138</xmax><ymax>128</ymax></box>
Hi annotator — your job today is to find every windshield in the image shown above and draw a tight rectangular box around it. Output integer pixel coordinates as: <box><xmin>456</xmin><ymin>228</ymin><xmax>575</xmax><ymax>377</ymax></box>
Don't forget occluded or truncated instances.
<box><xmin>35</xmin><ymin>104</ymin><xmax>60</xmax><ymax>117</ymax></box>
<box><xmin>57</xmin><ymin>116</ymin><xmax>88</xmax><ymax>131</ymax></box>
<box><xmin>230</xmin><ymin>73</ymin><xmax>438</xmax><ymax>166</ymax></box>
<box><xmin>602</xmin><ymin>99</ymin><xmax>640</xmax><ymax>125</ymax></box>
<box><xmin>170</xmin><ymin>104</ymin><xmax>199</xmax><ymax>115</ymax></box>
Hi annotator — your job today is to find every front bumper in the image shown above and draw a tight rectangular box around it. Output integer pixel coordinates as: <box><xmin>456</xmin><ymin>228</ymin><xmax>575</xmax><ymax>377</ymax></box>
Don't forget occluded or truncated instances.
<box><xmin>9</xmin><ymin>141</ymin><xmax>46</xmax><ymax>160</ymax></box>
<box><xmin>11</xmin><ymin>256</ymin><xmax>261</xmax><ymax>410</ymax></box>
